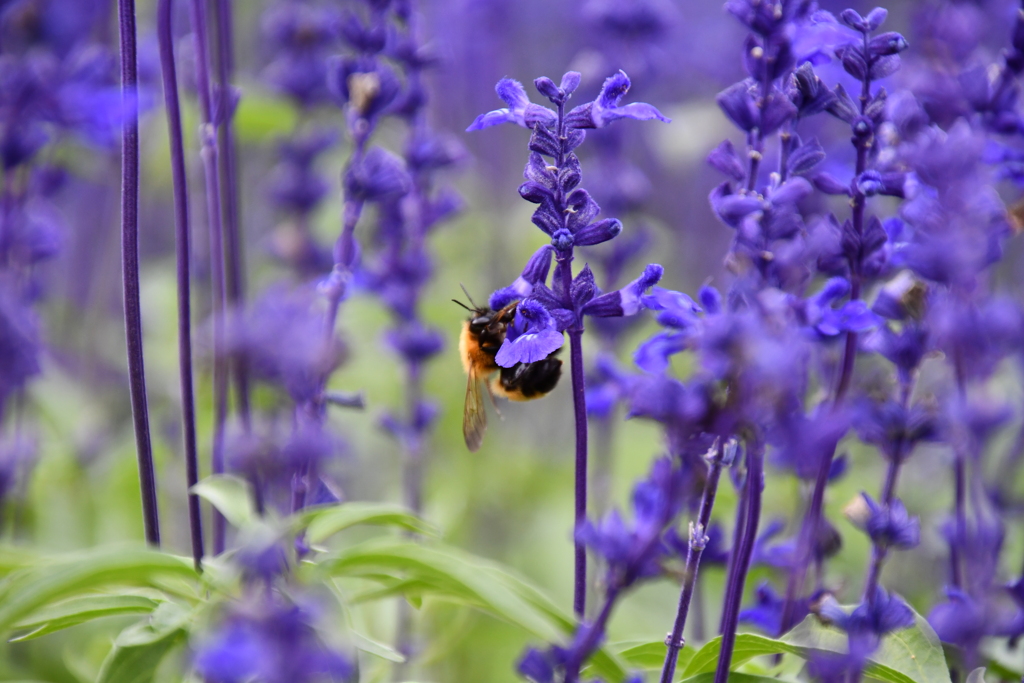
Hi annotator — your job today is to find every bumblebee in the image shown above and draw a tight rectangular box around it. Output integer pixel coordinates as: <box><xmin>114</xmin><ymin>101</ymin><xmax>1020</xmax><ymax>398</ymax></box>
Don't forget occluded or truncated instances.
<box><xmin>454</xmin><ymin>293</ymin><xmax>562</xmax><ymax>451</ymax></box>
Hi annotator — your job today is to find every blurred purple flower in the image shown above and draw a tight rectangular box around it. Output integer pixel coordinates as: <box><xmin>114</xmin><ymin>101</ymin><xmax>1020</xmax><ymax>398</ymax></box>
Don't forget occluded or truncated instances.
<box><xmin>194</xmin><ymin>597</ymin><xmax>353</xmax><ymax>683</ymax></box>
<box><xmin>225</xmin><ymin>287</ymin><xmax>343</xmax><ymax>404</ymax></box>
<box><xmin>577</xmin><ymin>456</ymin><xmax>687</xmax><ymax>588</ymax></box>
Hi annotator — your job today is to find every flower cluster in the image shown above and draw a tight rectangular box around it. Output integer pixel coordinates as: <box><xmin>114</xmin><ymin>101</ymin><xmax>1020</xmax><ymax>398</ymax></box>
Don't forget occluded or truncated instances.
<box><xmin>470</xmin><ymin>68</ymin><xmax>667</xmax><ymax>622</ymax></box>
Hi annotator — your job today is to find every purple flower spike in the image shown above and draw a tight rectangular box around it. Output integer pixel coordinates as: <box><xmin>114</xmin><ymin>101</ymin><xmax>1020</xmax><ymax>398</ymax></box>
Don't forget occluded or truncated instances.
<box><xmin>495</xmin><ymin>299</ymin><xmax>564</xmax><ymax>367</ymax></box>
<box><xmin>466</xmin><ymin>78</ymin><xmax>557</xmax><ymax>131</ymax></box>
<box><xmin>565</xmin><ymin>70</ymin><xmax>670</xmax><ymax>129</ymax></box>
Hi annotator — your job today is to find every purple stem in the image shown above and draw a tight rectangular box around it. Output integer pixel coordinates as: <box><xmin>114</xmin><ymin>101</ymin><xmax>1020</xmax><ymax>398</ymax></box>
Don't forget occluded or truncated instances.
<box><xmin>568</xmin><ymin>320</ymin><xmax>588</xmax><ymax>619</ymax></box>
<box><xmin>187</xmin><ymin>0</ymin><xmax>229</xmax><ymax>554</ymax></box>
<box><xmin>210</xmin><ymin>0</ymin><xmax>250</xmax><ymax>430</ymax></box>
<box><xmin>550</xmin><ymin>97</ymin><xmax>589</xmax><ymax>620</ymax></box>
<box><xmin>714</xmin><ymin>439</ymin><xmax>763</xmax><ymax>683</ymax></box>
<box><xmin>117</xmin><ymin>0</ymin><xmax>160</xmax><ymax>547</ymax></box>
<box><xmin>157</xmin><ymin>0</ymin><xmax>203</xmax><ymax>571</ymax></box>
<box><xmin>719</xmin><ymin>470</ymin><xmax>748</xmax><ymax>634</ymax></box>
<box><xmin>660</xmin><ymin>443</ymin><xmax>726</xmax><ymax>683</ymax></box>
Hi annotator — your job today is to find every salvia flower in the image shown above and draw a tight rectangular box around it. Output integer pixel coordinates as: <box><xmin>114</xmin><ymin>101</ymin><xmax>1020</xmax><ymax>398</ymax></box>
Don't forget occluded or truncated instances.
<box><xmin>225</xmin><ymin>287</ymin><xmax>344</xmax><ymax>405</ymax></box>
<box><xmin>466</xmin><ymin>77</ymin><xmax>559</xmax><ymax>131</ymax></box>
<box><xmin>194</xmin><ymin>596</ymin><xmax>354</xmax><ymax>683</ymax></box>
<box><xmin>493</xmin><ymin>263</ymin><xmax>664</xmax><ymax>367</ymax></box>
<box><xmin>846</xmin><ymin>493</ymin><xmax>920</xmax><ymax>550</ymax></box>
<box><xmin>819</xmin><ymin>586</ymin><xmax>915</xmax><ymax>648</ymax></box>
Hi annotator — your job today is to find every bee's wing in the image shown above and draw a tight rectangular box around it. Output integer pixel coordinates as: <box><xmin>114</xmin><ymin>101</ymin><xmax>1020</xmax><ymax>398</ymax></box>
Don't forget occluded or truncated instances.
<box><xmin>463</xmin><ymin>367</ymin><xmax>487</xmax><ymax>452</ymax></box>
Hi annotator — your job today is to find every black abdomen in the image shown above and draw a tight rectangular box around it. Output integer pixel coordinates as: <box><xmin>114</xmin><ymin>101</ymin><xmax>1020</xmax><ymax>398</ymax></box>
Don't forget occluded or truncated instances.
<box><xmin>498</xmin><ymin>357</ymin><xmax>563</xmax><ymax>399</ymax></box>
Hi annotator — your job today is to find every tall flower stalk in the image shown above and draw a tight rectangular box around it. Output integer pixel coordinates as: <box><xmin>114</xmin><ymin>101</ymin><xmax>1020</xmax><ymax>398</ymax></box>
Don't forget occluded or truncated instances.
<box><xmin>779</xmin><ymin>6</ymin><xmax>911</xmax><ymax>634</ymax></box>
<box><xmin>211</xmin><ymin>0</ymin><xmax>250</xmax><ymax>427</ymax></box>
<box><xmin>469</xmin><ymin>70</ymin><xmax>667</xmax><ymax>617</ymax></box>
<box><xmin>188</xmin><ymin>0</ymin><xmax>230</xmax><ymax>554</ymax></box>
<box><xmin>117</xmin><ymin>0</ymin><xmax>159</xmax><ymax>547</ymax></box>
<box><xmin>156</xmin><ymin>0</ymin><xmax>203</xmax><ymax>570</ymax></box>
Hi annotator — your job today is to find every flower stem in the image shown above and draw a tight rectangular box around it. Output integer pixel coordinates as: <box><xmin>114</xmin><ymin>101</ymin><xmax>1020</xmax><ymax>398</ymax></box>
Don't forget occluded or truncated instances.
<box><xmin>714</xmin><ymin>439</ymin><xmax>763</xmax><ymax>683</ymax></box>
<box><xmin>157</xmin><ymin>0</ymin><xmax>202</xmax><ymax>570</ymax></box>
<box><xmin>719</xmin><ymin>471</ymin><xmax>748</xmax><ymax>634</ymax></box>
<box><xmin>117</xmin><ymin>0</ymin><xmax>160</xmax><ymax>547</ymax></box>
<box><xmin>211</xmin><ymin>0</ymin><xmax>251</xmax><ymax>430</ymax></box>
<box><xmin>569</xmin><ymin>322</ymin><xmax>588</xmax><ymax>618</ymax></box>
<box><xmin>187</xmin><ymin>0</ymin><xmax>229</xmax><ymax>554</ymax></box>
<box><xmin>660</xmin><ymin>443</ymin><xmax>726</xmax><ymax>683</ymax></box>
<box><xmin>557</xmin><ymin>251</ymin><xmax>589</xmax><ymax>619</ymax></box>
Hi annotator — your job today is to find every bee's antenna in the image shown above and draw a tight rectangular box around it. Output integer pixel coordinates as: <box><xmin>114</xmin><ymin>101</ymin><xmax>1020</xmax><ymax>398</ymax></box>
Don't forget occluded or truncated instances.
<box><xmin>451</xmin><ymin>299</ymin><xmax>473</xmax><ymax>312</ymax></box>
<box><xmin>459</xmin><ymin>283</ymin><xmax>480</xmax><ymax>310</ymax></box>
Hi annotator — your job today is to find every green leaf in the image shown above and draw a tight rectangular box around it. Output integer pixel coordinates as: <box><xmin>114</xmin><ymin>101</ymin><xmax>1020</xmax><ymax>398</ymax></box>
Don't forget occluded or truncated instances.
<box><xmin>191</xmin><ymin>475</ymin><xmax>255</xmax><ymax>528</ymax></box>
<box><xmin>320</xmin><ymin>538</ymin><xmax>630</xmax><ymax>683</ymax></box>
<box><xmin>674</xmin><ymin>611</ymin><xmax>950</xmax><ymax>683</ymax></box>
<box><xmin>0</xmin><ymin>548</ymin><xmax>196</xmax><ymax>635</ymax></box>
<box><xmin>0</xmin><ymin>546</ymin><xmax>37</xmax><ymax>576</ymax></box>
<box><xmin>680</xmin><ymin>633</ymin><xmax>803</xmax><ymax>678</ymax></box>
<box><xmin>783</xmin><ymin>612</ymin><xmax>952</xmax><ymax>683</ymax></box>
<box><xmin>302</xmin><ymin>502</ymin><xmax>436</xmax><ymax>544</ymax></box>
<box><xmin>11</xmin><ymin>595</ymin><xmax>161</xmax><ymax>641</ymax></box>
<box><xmin>96</xmin><ymin>603</ymin><xmax>189</xmax><ymax>683</ymax></box>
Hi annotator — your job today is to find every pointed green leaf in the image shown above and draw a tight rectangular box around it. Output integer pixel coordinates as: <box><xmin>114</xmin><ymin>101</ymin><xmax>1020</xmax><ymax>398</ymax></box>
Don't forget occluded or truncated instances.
<box><xmin>11</xmin><ymin>595</ymin><xmax>161</xmax><ymax>641</ymax></box>
<box><xmin>96</xmin><ymin>603</ymin><xmax>191</xmax><ymax>683</ymax></box>
<box><xmin>680</xmin><ymin>633</ymin><xmax>803</xmax><ymax>678</ymax></box>
<box><xmin>302</xmin><ymin>502</ymin><xmax>436</xmax><ymax>543</ymax></box>
<box><xmin>191</xmin><ymin>475</ymin><xmax>256</xmax><ymax>528</ymax></box>
<box><xmin>319</xmin><ymin>538</ymin><xmax>629</xmax><ymax>682</ymax></box>
<box><xmin>0</xmin><ymin>548</ymin><xmax>196</xmax><ymax>635</ymax></box>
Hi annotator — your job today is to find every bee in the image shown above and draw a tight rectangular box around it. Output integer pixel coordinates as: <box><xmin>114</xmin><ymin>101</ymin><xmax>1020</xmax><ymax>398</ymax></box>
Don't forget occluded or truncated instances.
<box><xmin>454</xmin><ymin>290</ymin><xmax>563</xmax><ymax>451</ymax></box>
